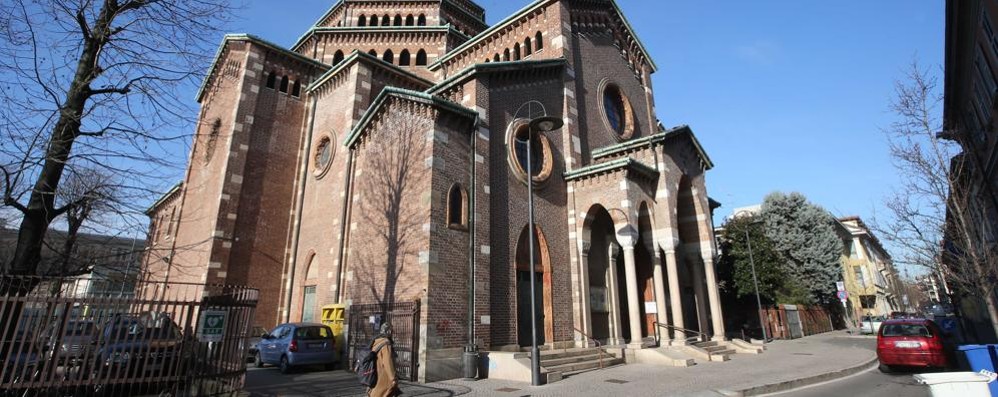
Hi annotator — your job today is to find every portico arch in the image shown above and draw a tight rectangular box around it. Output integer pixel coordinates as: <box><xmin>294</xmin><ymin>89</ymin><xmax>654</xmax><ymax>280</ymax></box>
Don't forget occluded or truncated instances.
<box><xmin>514</xmin><ymin>224</ymin><xmax>554</xmax><ymax>346</ymax></box>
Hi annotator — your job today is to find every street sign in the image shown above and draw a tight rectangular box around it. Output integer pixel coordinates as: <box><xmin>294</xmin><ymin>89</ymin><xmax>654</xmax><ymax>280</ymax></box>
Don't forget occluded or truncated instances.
<box><xmin>197</xmin><ymin>310</ymin><xmax>227</xmax><ymax>342</ymax></box>
<box><xmin>836</xmin><ymin>281</ymin><xmax>845</xmax><ymax>292</ymax></box>
<box><xmin>837</xmin><ymin>290</ymin><xmax>848</xmax><ymax>300</ymax></box>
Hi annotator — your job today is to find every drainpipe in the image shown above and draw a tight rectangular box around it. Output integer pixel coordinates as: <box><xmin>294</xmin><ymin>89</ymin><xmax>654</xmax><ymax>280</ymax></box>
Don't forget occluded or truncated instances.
<box><xmin>285</xmin><ymin>95</ymin><xmax>319</xmax><ymax>323</ymax></box>
<box><xmin>463</xmin><ymin>120</ymin><xmax>478</xmax><ymax>380</ymax></box>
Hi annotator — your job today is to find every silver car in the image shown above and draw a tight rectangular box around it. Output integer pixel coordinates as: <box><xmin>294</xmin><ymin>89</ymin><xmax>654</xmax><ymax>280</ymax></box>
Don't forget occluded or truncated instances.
<box><xmin>256</xmin><ymin>323</ymin><xmax>336</xmax><ymax>374</ymax></box>
<box><xmin>43</xmin><ymin>320</ymin><xmax>97</xmax><ymax>364</ymax></box>
<box><xmin>860</xmin><ymin>315</ymin><xmax>886</xmax><ymax>334</ymax></box>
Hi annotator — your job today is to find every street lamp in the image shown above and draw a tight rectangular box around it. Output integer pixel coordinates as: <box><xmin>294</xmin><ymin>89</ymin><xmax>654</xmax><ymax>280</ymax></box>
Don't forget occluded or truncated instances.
<box><xmin>523</xmin><ymin>115</ymin><xmax>562</xmax><ymax>386</ymax></box>
<box><xmin>742</xmin><ymin>220</ymin><xmax>769</xmax><ymax>342</ymax></box>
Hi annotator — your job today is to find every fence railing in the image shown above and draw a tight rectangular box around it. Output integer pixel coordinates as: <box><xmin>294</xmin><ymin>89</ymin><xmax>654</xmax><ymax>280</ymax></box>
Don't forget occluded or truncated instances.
<box><xmin>761</xmin><ymin>304</ymin><xmax>835</xmax><ymax>340</ymax></box>
<box><xmin>346</xmin><ymin>300</ymin><xmax>420</xmax><ymax>382</ymax></box>
<box><xmin>0</xmin><ymin>275</ymin><xmax>258</xmax><ymax>396</ymax></box>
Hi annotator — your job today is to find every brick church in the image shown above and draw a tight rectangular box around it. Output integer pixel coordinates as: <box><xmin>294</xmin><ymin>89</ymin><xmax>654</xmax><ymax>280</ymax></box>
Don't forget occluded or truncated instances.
<box><xmin>143</xmin><ymin>0</ymin><xmax>728</xmax><ymax>381</ymax></box>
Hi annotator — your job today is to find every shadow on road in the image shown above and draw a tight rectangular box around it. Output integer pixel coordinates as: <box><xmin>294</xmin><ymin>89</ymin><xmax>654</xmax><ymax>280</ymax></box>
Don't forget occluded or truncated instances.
<box><xmin>245</xmin><ymin>368</ymin><xmax>471</xmax><ymax>397</ymax></box>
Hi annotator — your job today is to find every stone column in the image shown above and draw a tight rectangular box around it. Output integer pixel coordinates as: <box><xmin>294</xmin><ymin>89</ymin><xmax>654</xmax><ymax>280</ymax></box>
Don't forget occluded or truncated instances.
<box><xmin>664</xmin><ymin>248</ymin><xmax>685</xmax><ymax>343</ymax></box>
<box><xmin>692</xmin><ymin>255</ymin><xmax>710</xmax><ymax>339</ymax></box>
<box><xmin>606</xmin><ymin>244</ymin><xmax>625</xmax><ymax>346</ymax></box>
<box><xmin>703</xmin><ymin>256</ymin><xmax>727</xmax><ymax>340</ymax></box>
<box><xmin>652</xmin><ymin>250</ymin><xmax>670</xmax><ymax>344</ymax></box>
<box><xmin>621</xmin><ymin>244</ymin><xmax>644</xmax><ymax>349</ymax></box>
<box><xmin>578</xmin><ymin>241</ymin><xmax>593</xmax><ymax>347</ymax></box>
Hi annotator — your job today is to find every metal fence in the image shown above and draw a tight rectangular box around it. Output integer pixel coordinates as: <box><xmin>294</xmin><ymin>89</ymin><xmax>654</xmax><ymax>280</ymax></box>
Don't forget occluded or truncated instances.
<box><xmin>346</xmin><ymin>300</ymin><xmax>420</xmax><ymax>382</ymax></box>
<box><xmin>0</xmin><ymin>275</ymin><xmax>258</xmax><ymax>396</ymax></box>
<box><xmin>761</xmin><ymin>304</ymin><xmax>835</xmax><ymax>340</ymax></box>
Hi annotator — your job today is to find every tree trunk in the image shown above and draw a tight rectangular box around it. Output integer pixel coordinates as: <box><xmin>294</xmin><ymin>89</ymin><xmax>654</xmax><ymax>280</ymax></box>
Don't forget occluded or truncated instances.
<box><xmin>983</xmin><ymin>290</ymin><xmax>998</xmax><ymax>342</ymax></box>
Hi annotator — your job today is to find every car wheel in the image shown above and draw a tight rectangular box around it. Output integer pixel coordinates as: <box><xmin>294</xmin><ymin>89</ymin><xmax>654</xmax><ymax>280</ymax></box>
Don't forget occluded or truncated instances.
<box><xmin>324</xmin><ymin>362</ymin><xmax>336</xmax><ymax>371</ymax></box>
<box><xmin>878</xmin><ymin>363</ymin><xmax>892</xmax><ymax>373</ymax></box>
<box><xmin>255</xmin><ymin>352</ymin><xmax>264</xmax><ymax>368</ymax></box>
<box><xmin>279</xmin><ymin>355</ymin><xmax>291</xmax><ymax>374</ymax></box>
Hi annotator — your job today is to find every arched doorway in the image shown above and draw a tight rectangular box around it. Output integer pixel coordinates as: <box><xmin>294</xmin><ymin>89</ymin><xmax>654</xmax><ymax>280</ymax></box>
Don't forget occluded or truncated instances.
<box><xmin>515</xmin><ymin>225</ymin><xmax>553</xmax><ymax>346</ymax></box>
<box><xmin>676</xmin><ymin>175</ymin><xmax>709</xmax><ymax>335</ymax></box>
<box><xmin>584</xmin><ymin>205</ymin><xmax>619</xmax><ymax>343</ymax></box>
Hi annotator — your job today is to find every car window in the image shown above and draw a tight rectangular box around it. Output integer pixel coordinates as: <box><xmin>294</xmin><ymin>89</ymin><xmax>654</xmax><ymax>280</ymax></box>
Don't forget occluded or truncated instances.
<box><xmin>882</xmin><ymin>323</ymin><xmax>932</xmax><ymax>337</ymax></box>
<box><xmin>294</xmin><ymin>326</ymin><xmax>333</xmax><ymax>339</ymax></box>
<box><xmin>279</xmin><ymin>326</ymin><xmax>292</xmax><ymax>339</ymax></box>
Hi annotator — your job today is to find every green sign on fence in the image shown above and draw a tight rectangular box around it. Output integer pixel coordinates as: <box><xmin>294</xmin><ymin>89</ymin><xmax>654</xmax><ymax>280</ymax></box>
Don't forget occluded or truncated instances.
<box><xmin>197</xmin><ymin>310</ymin><xmax>227</xmax><ymax>342</ymax></box>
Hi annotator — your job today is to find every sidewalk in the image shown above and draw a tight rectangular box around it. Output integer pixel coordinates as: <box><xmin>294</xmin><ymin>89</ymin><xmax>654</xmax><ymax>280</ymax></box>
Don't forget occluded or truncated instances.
<box><xmin>426</xmin><ymin>330</ymin><xmax>876</xmax><ymax>397</ymax></box>
<box><xmin>242</xmin><ymin>331</ymin><xmax>876</xmax><ymax>396</ymax></box>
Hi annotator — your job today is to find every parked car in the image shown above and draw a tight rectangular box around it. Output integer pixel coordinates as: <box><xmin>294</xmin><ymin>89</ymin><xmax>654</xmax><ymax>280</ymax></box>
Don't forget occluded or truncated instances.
<box><xmin>246</xmin><ymin>326</ymin><xmax>267</xmax><ymax>362</ymax></box>
<box><xmin>90</xmin><ymin>312</ymin><xmax>190</xmax><ymax>394</ymax></box>
<box><xmin>42</xmin><ymin>319</ymin><xmax>97</xmax><ymax>364</ymax></box>
<box><xmin>877</xmin><ymin>318</ymin><xmax>951</xmax><ymax>372</ymax></box>
<box><xmin>860</xmin><ymin>315</ymin><xmax>886</xmax><ymax>334</ymax></box>
<box><xmin>1</xmin><ymin>333</ymin><xmax>43</xmax><ymax>384</ymax></box>
<box><xmin>256</xmin><ymin>323</ymin><xmax>336</xmax><ymax>374</ymax></box>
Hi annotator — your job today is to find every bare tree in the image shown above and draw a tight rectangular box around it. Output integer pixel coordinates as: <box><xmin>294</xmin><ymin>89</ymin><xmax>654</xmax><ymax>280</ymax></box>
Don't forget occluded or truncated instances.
<box><xmin>875</xmin><ymin>62</ymin><xmax>998</xmax><ymax>340</ymax></box>
<box><xmin>0</xmin><ymin>0</ymin><xmax>234</xmax><ymax>290</ymax></box>
<box><xmin>355</xmin><ymin>102</ymin><xmax>432</xmax><ymax>307</ymax></box>
<box><xmin>41</xmin><ymin>167</ymin><xmax>117</xmax><ymax>279</ymax></box>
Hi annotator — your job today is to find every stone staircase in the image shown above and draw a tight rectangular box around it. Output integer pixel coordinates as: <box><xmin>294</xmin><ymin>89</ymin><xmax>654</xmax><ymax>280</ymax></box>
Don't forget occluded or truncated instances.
<box><xmin>694</xmin><ymin>340</ymin><xmax>737</xmax><ymax>361</ymax></box>
<box><xmin>530</xmin><ymin>347</ymin><xmax>624</xmax><ymax>381</ymax></box>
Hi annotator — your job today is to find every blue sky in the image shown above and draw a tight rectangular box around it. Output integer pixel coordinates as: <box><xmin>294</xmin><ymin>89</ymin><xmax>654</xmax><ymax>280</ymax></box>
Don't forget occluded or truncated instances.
<box><xmin>223</xmin><ymin>0</ymin><xmax>943</xmax><ymax>227</ymax></box>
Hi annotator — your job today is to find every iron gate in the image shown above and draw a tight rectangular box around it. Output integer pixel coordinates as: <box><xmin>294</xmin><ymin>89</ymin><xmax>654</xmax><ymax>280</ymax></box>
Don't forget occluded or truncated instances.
<box><xmin>347</xmin><ymin>300</ymin><xmax>420</xmax><ymax>381</ymax></box>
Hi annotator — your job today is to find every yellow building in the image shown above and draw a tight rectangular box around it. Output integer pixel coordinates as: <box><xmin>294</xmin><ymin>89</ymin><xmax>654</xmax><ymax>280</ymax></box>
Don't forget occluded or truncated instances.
<box><xmin>837</xmin><ymin>216</ymin><xmax>902</xmax><ymax>322</ymax></box>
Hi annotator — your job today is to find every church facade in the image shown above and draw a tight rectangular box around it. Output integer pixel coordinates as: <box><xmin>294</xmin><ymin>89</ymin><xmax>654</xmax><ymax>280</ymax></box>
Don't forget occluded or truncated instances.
<box><xmin>143</xmin><ymin>0</ymin><xmax>727</xmax><ymax>381</ymax></box>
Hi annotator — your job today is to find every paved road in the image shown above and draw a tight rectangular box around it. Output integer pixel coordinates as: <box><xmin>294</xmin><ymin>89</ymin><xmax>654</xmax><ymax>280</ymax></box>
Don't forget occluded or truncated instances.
<box><xmin>771</xmin><ymin>366</ymin><xmax>930</xmax><ymax>397</ymax></box>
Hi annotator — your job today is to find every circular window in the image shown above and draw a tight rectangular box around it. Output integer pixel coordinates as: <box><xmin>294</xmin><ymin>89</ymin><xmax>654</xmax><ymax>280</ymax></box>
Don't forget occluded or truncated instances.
<box><xmin>506</xmin><ymin>121</ymin><xmax>553</xmax><ymax>185</ymax></box>
<box><xmin>601</xmin><ymin>82</ymin><xmax>634</xmax><ymax>140</ymax></box>
<box><xmin>313</xmin><ymin>135</ymin><xmax>335</xmax><ymax>178</ymax></box>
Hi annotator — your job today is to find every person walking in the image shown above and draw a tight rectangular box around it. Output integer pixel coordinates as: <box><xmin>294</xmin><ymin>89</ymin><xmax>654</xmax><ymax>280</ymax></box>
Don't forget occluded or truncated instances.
<box><xmin>369</xmin><ymin>322</ymin><xmax>400</xmax><ymax>397</ymax></box>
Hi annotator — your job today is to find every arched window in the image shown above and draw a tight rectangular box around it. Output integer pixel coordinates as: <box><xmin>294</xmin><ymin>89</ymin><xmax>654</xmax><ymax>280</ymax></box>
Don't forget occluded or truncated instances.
<box><xmin>382</xmin><ymin>14</ymin><xmax>390</xmax><ymax>26</ymax></box>
<box><xmin>265</xmin><ymin>71</ymin><xmax>276</xmax><ymax>89</ymax></box>
<box><xmin>447</xmin><ymin>184</ymin><xmax>468</xmax><ymax>229</ymax></box>
<box><xmin>279</xmin><ymin>76</ymin><xmax>289</xmax><ymax>93</ymax></box>
<box><xmin>291</xmin><ymin>80</ymin><xmax>301</xmax><ymax>97</ymax></box>
<box><xmin>415</xmin><ymin>49</ymin><xmax>427</xmax><ymax>65</ymax></box>
<box><xmin>493</xmin><ymin>53</ymin><xmax>500</xmax><ymax>62</ymax></box>
<box><xmin>394</xmin><ymin>15</ymin><xmax>402</xmax><ymax>26</ymax></box>
<box><xmin>513</xmin><ymin>43</ymin><xmax>521</xmax><ymax>60</ymax></box>
<box><xmin>417</xmin><ymin>14</ymin><xmax>426</xmax><ymax>26</ymax></box>
<box><xmin>399</xmin><ymin>49</ymin><xmax>411</xmax><ymax>66</ymax></box>
<box><xmin>333</xmin><ymin>50</ymin><xmax>344</xmax><ymax>65</ymax></box>
<box><xmin>503</xmin><ymin>48</ymin><xmax>510</xmax><ymax>61</ymax></box>
<box><xmin>368</xmin><ymin>49</ymin><xmax>378</xmax><ymax>57</ymax></box>
<box><xmin>524</xmin><ymin>37</ymin><xmax>533</xmax><ymax>54</ymax></box>
<box><xmin>383</xmin><ymin>49</ymin><xmax>394</xmax><ymax>64</ymax></box>
<box><xmin>358</xmin><ymin>15</ymin><xmax>367</xmax><ymax>26</ymax></box>
<box><xmin>369</xmin><ymin>15</ymin><xmax>378</xmax><ymax>26</ymax></box>
<box><xmin>405</xmin><ymin>14</ymin><xmax>414</xmax><ymax>26</ymax></box>
<box><xmin>535</xmin><ymin>31</ymin><xmax>543</xmax><ymax>51</ymax></box>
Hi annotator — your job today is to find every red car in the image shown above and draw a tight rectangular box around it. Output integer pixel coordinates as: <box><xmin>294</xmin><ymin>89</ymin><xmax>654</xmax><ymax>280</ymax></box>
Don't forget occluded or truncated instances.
<box><xmin>877</xmin><ymin>319</ymin><xmax>951</xmax><ymax>372</ymax></box>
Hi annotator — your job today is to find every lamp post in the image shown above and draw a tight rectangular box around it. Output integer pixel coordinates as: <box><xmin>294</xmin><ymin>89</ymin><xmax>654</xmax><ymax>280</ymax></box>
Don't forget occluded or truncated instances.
<box><xmin>742</xmin><ymin>220</ymin><xmax>769</xmax><ymax>342</ymax></box>
<box><xmin>523</xmin><ymin>115</ymin><xmax>563</xmax><ymax>386</ymax></box>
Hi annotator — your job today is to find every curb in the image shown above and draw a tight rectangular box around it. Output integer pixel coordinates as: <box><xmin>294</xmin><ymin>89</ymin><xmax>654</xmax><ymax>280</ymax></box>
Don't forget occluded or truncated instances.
<box><xmin>714</xmin><ymin>356</ymin><xmax>879</xmax><ymax>396</ymax></box>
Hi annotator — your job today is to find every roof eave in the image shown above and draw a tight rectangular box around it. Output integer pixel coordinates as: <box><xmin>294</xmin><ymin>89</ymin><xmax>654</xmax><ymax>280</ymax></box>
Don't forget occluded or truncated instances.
<box><xmin>196</xmin><ymin>34</ymin><xmax>329</xmax><ymax>103</ymax></box>
<box><xmin>427</xmin><ymin>58</ymin><xmax>568</xmax><ymax>94</ymax></box>
<box><xmin>343</xmin><ymin>87</ymin><xmax>477</xmax><ymax>148</ymax></box>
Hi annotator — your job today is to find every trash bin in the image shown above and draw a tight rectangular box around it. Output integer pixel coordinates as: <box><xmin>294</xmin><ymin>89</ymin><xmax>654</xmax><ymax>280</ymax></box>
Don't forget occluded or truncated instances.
<box><xmin>321</xmin><ymin>304</ymin><xmax>347</xmax><ymax>363</ymax></box>
<box><xmin>958</xmin><ymin>345</ymin><xmax>998</xmax><ymax>396</ymax></box>
<box><xmin>914</xmin><ymin>372</ymin><xmax>991</xmax><ymax>397</ymax></box>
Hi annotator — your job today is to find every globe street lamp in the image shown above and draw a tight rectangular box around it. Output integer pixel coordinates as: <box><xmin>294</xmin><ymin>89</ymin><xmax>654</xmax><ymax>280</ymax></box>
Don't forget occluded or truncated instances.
<box><xmin>523</xmin><ymin>115</ymin><xmax>562</xmax><ymax>386</ymax></box>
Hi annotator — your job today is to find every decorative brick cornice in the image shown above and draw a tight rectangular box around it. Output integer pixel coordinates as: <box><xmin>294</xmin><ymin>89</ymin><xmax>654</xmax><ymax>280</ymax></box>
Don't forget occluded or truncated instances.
<box><xmin>196</xmin><ymin>34</ymin><xmax>330</xmax><ymax>103</ymax></box>
<box><xmin>308</xmin><ymin>50</ymin><xmax>434</xmax><ymax>95</ymax></box>
<box><xmin>591</xmin><ymin>124</ymin><xmax>714</xmax><ymax>170</ymax></box>
<box><xmin>344</xmin><ymin>87</ymin><xmax>477</xmax><ymax>148</ymax></box>
<box><xmin>426</xmin><ymin>58</ymin><xmax>567</xmax><ymax>94</ymax></box>
<box><xmin>145</xmin><ymin>182</ymin><xmax>183</xmax><ymax>216</ymax></box>
<box><xmin>292</xmin><ymin>26</ymin><xmax>471</xmax><ymax>53</ymax></box>
<box><xmin>563</xmin><ymin>157</ymin><xmax>658</xmax><ymax>182</ymax></box>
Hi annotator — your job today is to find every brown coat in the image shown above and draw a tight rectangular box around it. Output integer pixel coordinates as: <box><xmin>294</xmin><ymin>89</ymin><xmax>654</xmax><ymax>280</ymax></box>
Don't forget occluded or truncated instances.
<box><xmin>368</xmin><ymin>337</ymin><xmax>399</xmax><ymax>397</ymax></box>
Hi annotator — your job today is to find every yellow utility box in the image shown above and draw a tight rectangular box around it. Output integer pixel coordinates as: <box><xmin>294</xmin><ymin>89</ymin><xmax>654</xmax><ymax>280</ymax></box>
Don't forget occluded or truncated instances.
<box><xmin>321</xmin><ymin>304</ymin><xmax>347</xmax><ymax>360</ymax></box>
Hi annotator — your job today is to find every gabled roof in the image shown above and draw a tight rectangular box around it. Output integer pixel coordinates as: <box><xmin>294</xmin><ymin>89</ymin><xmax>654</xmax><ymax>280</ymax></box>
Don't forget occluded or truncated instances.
<box><xmin>427</xmin><ymin>58</ymin><xmax>568</xmax><ymax>94</ymax></box>
<box><xmin>145</xmin><ymin>182</ymin><xmax>183</xmax><ymax>216</ymax></box>
<box><xmin>563</xmin><ymin>157</ymin><xmax>659</xmax><ymax>182</ymax></box>
<box><xmin>308</xmin><ymin>50</ymin><xmax>434</xmax><ymax>94</ymax></box>
<box><xmin>592</xmin><ymin>124</ymin><xmax>714</xmax><ymax>170</ymax></box>
<box><xmin>343</xmin><ymin>87</ymin><xmax>477</xmax><ymax>148</ymax></box>
<box><xmin>430</xmin><ymin>0</ymin><xmax>657</xmax><ymax>72</ymax></box>
<box><xmin>196</xmin><ymin>34</ymin><xmax>329</xmax><ymax>103</ymax></box>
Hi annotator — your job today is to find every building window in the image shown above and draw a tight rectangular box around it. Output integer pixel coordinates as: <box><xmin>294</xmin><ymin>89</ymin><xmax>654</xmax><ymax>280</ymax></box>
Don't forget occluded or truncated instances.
<box><xmin>503</xmin><ymin>48</ymin><xmax>510</xmax><ymax>61</ymax></box>
<box><xmin>302</xmin><ymin>285</ymin><xmax>316</xmax><ymax>322</ymax></box>
<box><xmin>447</xmin><ymin>184</ymin><xmax>467</xmax><ymax>229</ymax></box>
<box><xmin>265</xmin><ymin>72</ymin><xmax>276</xmax><ymax>89</ymax></box>
<box><xmin>381</xmin><ymin>14</ymin><xmax>390</xmax><ymax>26</ymax></box>
<box><xmin>399</xmin><ymin>49</ymin><xmax>411</xmax><ymax>66</ymax></box>
<box><xmin>383</xmin><ymin>49</ymin><xmax>394</xmax><ymax>64</ymax></box>
<box><xmin>416</xmin><ymin>49</ymin><xmax>427</xmax><ymax>66</ymax></box>
<box><xmin>358</xmin><ymin>15</ymin><xmax>367</xmax><ymax>26</ymax></box>
<box><xmin>406</xmin><ymin>14</ymin><xmax>414</xmax><ymax>26</ymax></box>
<box><xmin>417</xmin><ymin>14</ymin><xmax>426</xmax><ymax>26</ymax></box>
<box><xmin>313</xmin><ymin>134</ymin><xmax>335</xmax><ymax>178</ymax></box>
<box><xmin>493</xmin><ymin>53</ymin><xmax>500</xmax><ymax>62</ymax></box>
<box><xmin>368</xmin><ymin>49</ymin><xmax>378</xmax><ymax>57</ymax></box>
<box><xmin>333</xmin><ymin>50</ymin><xmax>345</xmax><ymax>65</ymax></box>
<box><xmin>279</xmin><ymin>76</ymin><xmax>289</xmax><ymax>93</ymax></box>
<box><xmin>859</xmin><ymin>295</ymin><xmax>876</xmax><ymax>310</ymax></box>
<box><xmin>524</xmin><ymin>37</ymin><xmax>533</xmax><ymax>55</ymax></box>
<box><xmin>394</xmin><ymin>15</ymin><xmax>402</xmax><ymax>26</ymax></box>
<box><xmin>854</xmin><ymin>265</ymin><xmax>865</xmax><ymax>288</ymax></box>
<box><xmin>507</xmin><ymin>121</ymin><xmax>554</xmax><ymax>185</ymax></box>
<box><xmin>600</xmin><ymin>82</ymin><xmax>634</xmax><ymax>140</ymax></box>
<box><xmin>291</xmin><ymin>80</ymin><xmax>302</xmax><ymax>97</ymax></box>
<box><xmin>535</xmin><ymin>31</ymin><xmax>543</xmax><ymax>51</ymax></box>
<box><xmin>513</xmin><ymin>43</ymin><xmax>521</xmax><ymax>60</ymax></box>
